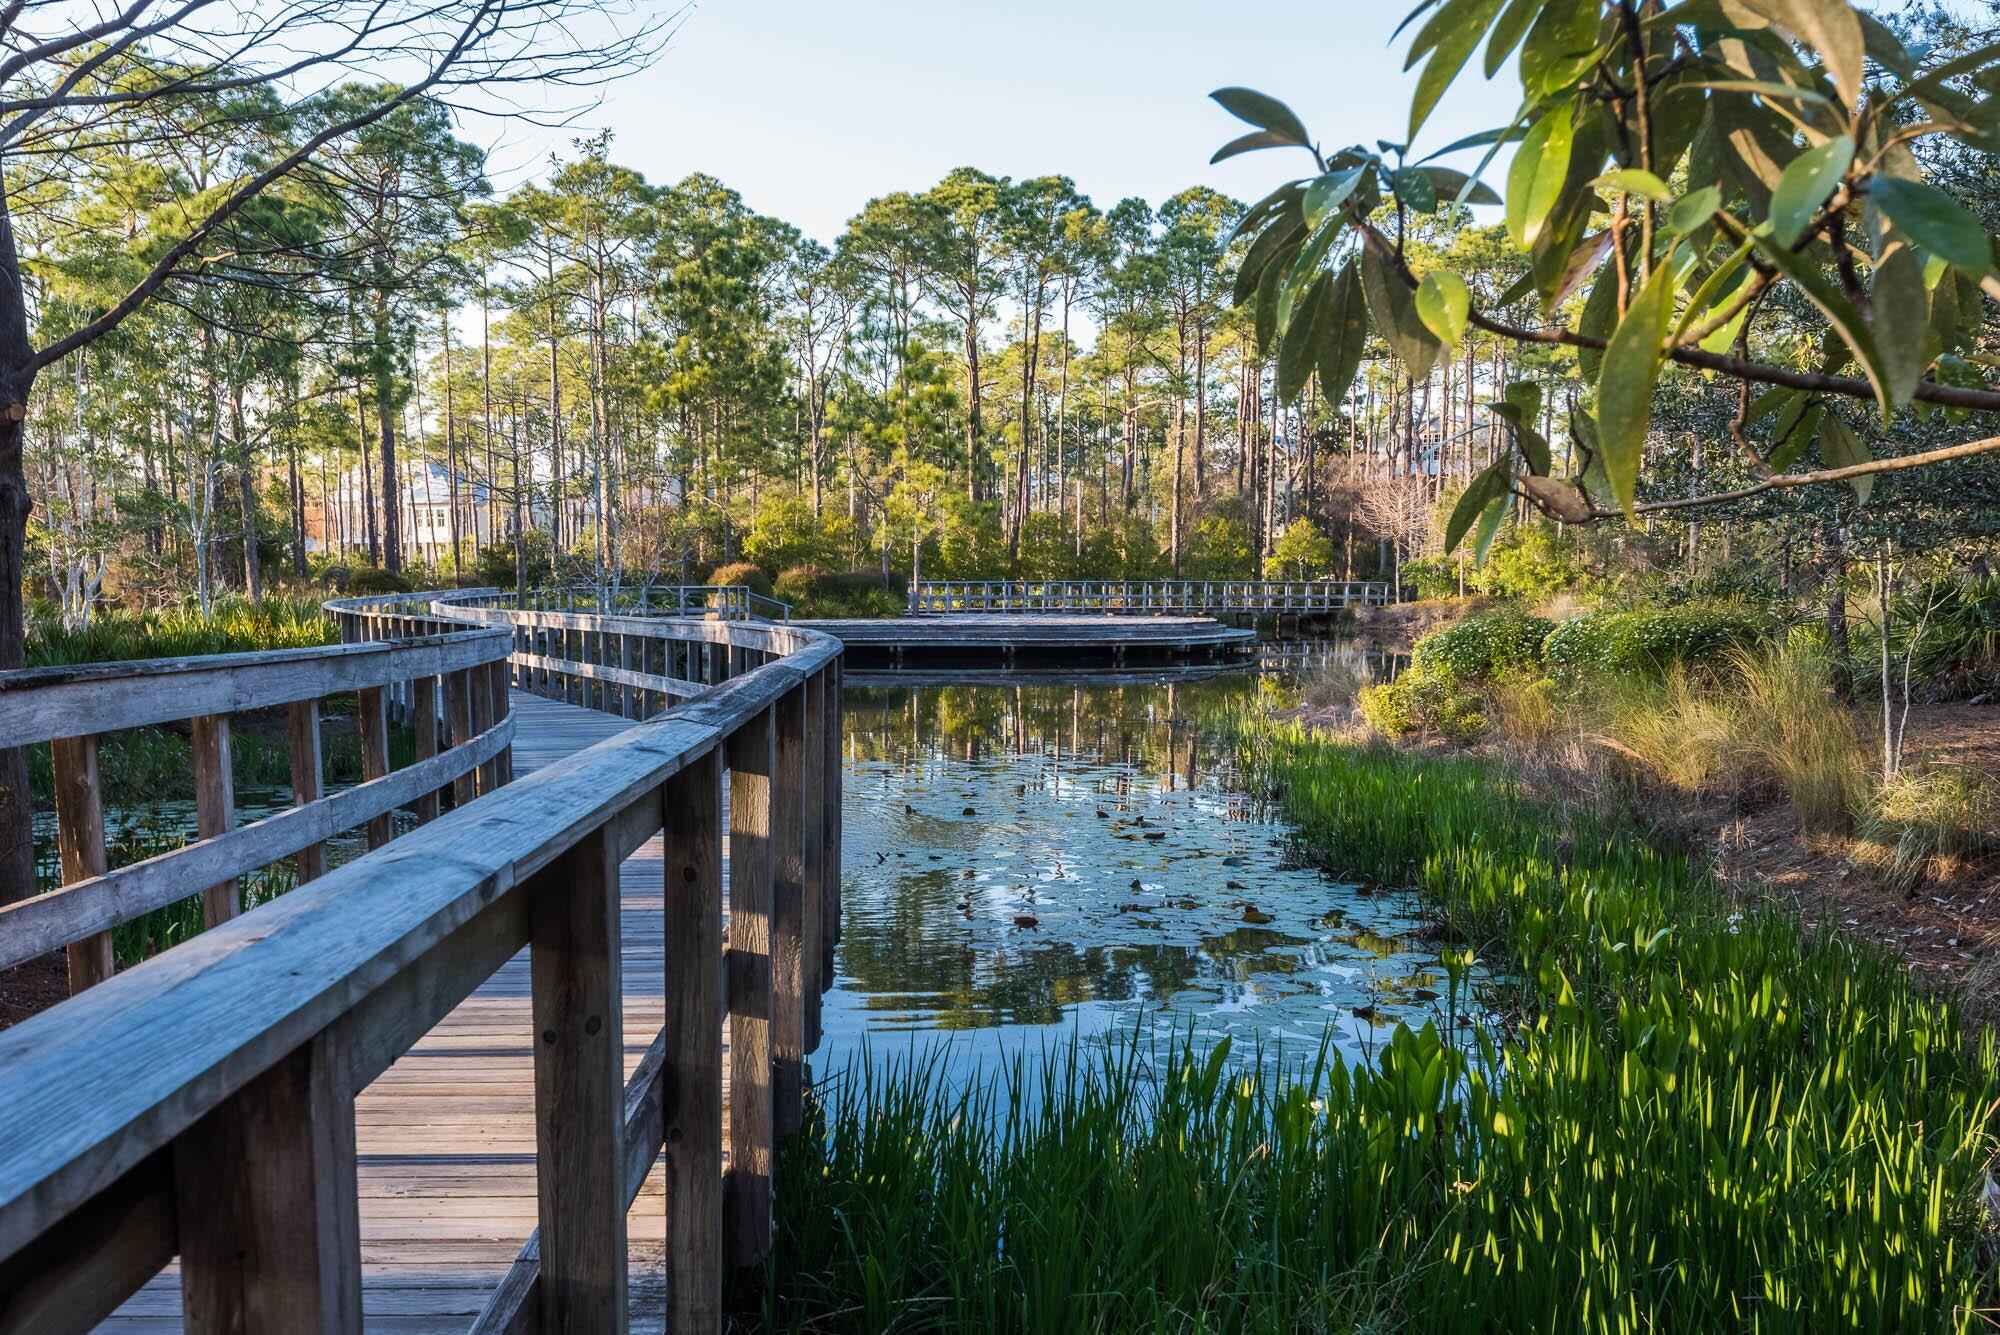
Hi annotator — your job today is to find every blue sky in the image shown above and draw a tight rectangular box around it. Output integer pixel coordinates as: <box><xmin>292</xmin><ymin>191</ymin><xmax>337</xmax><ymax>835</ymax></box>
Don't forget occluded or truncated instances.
<box><xmin>484</xmin><ymin>0</ymin><xmax>1529</xmax><ymax>243</ymax></box>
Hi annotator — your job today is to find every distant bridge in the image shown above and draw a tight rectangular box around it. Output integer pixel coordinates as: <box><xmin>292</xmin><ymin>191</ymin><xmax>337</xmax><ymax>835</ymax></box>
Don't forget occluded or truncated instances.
<box><xmin>908</xmin><ymin>579</ymin><xmax>1393</xmax><ymax>617</ymax></box>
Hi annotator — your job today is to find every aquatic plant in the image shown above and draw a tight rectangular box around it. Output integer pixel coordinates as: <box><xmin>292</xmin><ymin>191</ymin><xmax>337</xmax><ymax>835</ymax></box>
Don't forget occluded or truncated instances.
<box><xmin>758</xmin><ymin>723</ymin><xmax>2000</xmax><ymax>1331</ymax></box>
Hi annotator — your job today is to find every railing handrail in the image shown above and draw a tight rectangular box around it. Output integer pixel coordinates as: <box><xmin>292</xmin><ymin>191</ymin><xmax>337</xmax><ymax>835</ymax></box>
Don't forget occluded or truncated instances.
<box><xmin>905</xmin><ymin>577</ymin><xmax>1393</xmax><ymax>615</ymax></box>
<box><xmin>0</xmin><ymin>588</ymin><xmax>844</xmax><ymax>1333</ymax></box>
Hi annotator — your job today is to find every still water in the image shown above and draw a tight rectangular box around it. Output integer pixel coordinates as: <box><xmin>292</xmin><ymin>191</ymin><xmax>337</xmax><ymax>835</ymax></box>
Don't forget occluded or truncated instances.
<box><xmin>822</xmin><ymin>670</ymin><xmax>1447</xmax><ymax>1074</ymax></box>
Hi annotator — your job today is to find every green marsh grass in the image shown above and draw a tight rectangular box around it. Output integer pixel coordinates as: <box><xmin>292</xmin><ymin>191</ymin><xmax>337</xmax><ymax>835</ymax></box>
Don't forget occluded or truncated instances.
<box><xmin>758</xmin><ymin>722</ymin><xmax>2000</xmax><ymax>1332</ymax></box>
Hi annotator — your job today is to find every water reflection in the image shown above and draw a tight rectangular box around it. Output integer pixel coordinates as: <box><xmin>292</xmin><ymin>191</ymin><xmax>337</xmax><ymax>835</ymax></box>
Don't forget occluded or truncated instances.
<box><xmin>825</xmin><ymin>673</ymin><xmax>1449</xmax><ymax>1073</ymax></box>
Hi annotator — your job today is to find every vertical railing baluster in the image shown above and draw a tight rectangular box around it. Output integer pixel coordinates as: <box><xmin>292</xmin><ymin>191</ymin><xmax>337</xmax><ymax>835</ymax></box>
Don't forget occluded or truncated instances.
<box><xmin>51</xmin><ymin>734</ymin><xmax>113</xmax><ymax>989</ymax></box>
<box><xmin>801</xmin><ymin>673</ymin><xmax>826</xmax><ymax>1057</ymax></box>
<box><xmin>663</xmin><ymin>750</ymin><xmax>724</xmax><ymax>1332</ymax></box>
<box><xmin>528</xmin><ymin>823</ymin><xmax>628</xmax><ymax>1331</ymax></box>
<box><xmin>193</xmin><ymin>714</ymin><xmax>239</xmax><ymax>923</ymax></box>
<box><xmin>411</xmin><ymin>677</ymin><xmax>440</xmax><ymax>822</ymax></box>
<box><xmin>288</xmin><ymin>701</ymin><xmax>328</xmax><ymax>882</ymax></box>
<box><xmin>771</xmin><ymin>686</ymin><xmax>808</xmax><ymax>1138</ymax></box>
<box><xmin>725</xmin><ymin>709</ymin><xmax>775</xmax><ymax>1268</ymax></box>
<box><xmin>357</xmin><ymin>688</ymin><xmax>391</xmax><ymax>850</ymax></box>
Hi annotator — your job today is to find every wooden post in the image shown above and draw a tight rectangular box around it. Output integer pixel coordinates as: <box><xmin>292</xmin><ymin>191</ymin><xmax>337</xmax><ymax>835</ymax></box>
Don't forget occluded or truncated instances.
<box><xmin>469</xmin><ymin>662</ymin><xmax>494</xmax><ymax>795</ymax></box>
<box><xmin>288</xmin><ymin>701</ymin><xmax>329</xmax><ymax>883</ymax></box>
<box><xmin>488</xmin><ymin>658</ymin><xmax>513</xmax><ymax>787</ymax></box>
<box><xmin>51</xmin><ymin>735</ymin><xmax>113</xmax><ymax>990</ymax></box>
<box><xmin>192</xmin><ymin>714</ymin><xmax>238</xmax><ymax>926</ymax></box>
<box><xmin>176</xmin><ymin>1034</ymin><xmax>361</xmax><ymax>1333</ymax></box>
<box><xmin>446</xmin><ymin>670</ymin><xmax>475</xmax><ymax>808</ymax></box>
<box><xmin>662</xmin><ymin>750</ymin><xmax>724</xmax><ymax>1332</ymax></box>
<box><xmin>357</xmin><ymin>688</ymin><xmax>391</xmax><ymax>850</ymax></box>
<box><xmin>822</xmin><ymin>664</ymin><xmax>843</xmax><ymax>981</ymax></box>
<box><xmin>529</xmin><ymin>825</ymin><xmax>628</xmax><ymax>1333</ymax></box>
<box><xmin>725</xmin><ymin>709</ymin><xmax>774</xmax><ymax>1267</ymax></box>
<box><xmin>800</xmin><ymin>676</ymin><xmax>825</xmax><ymax>1053</ymax></box>
<box><xmin>771</xmin><ymin>687</ymin><xmax>807</xmax><ymax>1137</ymax></box>
<box><xmin>411</xmin><ymin>677</ymin><xmax>440</xmax><ymax>823</ymax></box>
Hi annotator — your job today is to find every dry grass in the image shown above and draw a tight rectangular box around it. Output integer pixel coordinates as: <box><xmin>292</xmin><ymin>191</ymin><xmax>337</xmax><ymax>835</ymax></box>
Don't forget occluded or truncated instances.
<box><xmin>1856</xmin><ymin>764</ymin><xmax>2000</xmax><ymax>892</ymax></box>
<box><xmin>1729</xmin><ymin>638</ymin><xmax>1872</xmax><ymax>833</ymax></box>
<box><xmin>1592</xmin><ymin>668</ymin><xmax>1746</xmax><ymax>796</ymax></box>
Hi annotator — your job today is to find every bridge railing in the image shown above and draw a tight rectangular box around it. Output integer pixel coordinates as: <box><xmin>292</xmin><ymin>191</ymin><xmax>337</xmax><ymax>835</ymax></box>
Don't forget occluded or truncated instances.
<box><xmin>522</xmin><ymin>583</ymin><xmax>794</xmax><ymax>622</ymax></box>
<box><xmin>0</xmin><ymin>590</ymin><xmax>843</xmax><ymax>1333</ymax></box>
<box><xmin>0</xmin><ymin>603</ymin><xmax>514</xmax><ymax>992</ymax></box>
<box><xmin>907</xmin><ymin>578</ymin><xmax>1392</xmax><ymax>615</ymax></box>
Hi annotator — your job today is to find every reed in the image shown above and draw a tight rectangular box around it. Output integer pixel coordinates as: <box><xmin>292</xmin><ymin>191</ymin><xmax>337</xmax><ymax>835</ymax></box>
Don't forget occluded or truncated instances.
<box><xmin>758</xmin><ymin>722</ymin><xmax>2000</xmax><ymax>1331</ymax></box>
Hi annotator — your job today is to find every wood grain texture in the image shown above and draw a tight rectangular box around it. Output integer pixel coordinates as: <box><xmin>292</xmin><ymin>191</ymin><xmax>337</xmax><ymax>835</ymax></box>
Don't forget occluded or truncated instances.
<box><xmin>190</xmin><ymin>716</ymin><xmax>236</xmax><ymax>928</ymax></box>
<box><xmin>770</xmin><ymin>687</ymin><xmax>807</xmax><ymax>1138</ymax></box>
<box><xmin>51</xmin><ymin>734</ymin><xmax>113</xmax><ymax>993</ymax></box>
<box><xmin>661</xmin><ymin>749</ymin><xmax>724</xmax><ymax>1333</ymax></box>
<box><xmin>286</xmin><ymin>700</ymin><xmax>328</xmax><ymax>883</ymax></box>
<box><xmin>724</xmin><ymin>712</ymin><xmax>774</xmax><ymax>1269</ymax></box>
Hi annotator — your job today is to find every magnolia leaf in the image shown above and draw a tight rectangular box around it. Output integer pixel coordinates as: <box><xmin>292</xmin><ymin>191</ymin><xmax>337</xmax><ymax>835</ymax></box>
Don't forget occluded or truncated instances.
<box><xmin>1592</xmin><ymin>168</ymin><xmax>1672</xmax><ymax>201</ymax></box>
<box><xmin>1472</xmin><ymin>491</ymin><xmax>1511</xmax><ymax>565</ymax></box>
<box><xmin>1211</xmin><ymin>130</ymin><xmax>1301</xmax><ymax>165</ymax></box>
<box><xmin>1416</xmin><ymin>270</ymin><xmax>1471</xmax><ymax>346</ymax></box>
<box><xmin>1277</xmin><ymin>270</ymin><xmax>1333</xmax><ymax>404</ymax></box>
<box><xmin>1549</xmin><ymin>229</ymin><xmax>1614</xmax><ymax>309</ymax></box>
<box><xmin>1816</xmin><ymin>411</ymin><xmax>1874</xmax><ymax>503</ymax></box>
<box><xmin>1520</xmin><ymin>0</ymin><xmax>1603</xmax><ymax>100</ymax></box>
<box><xmin>1870</xmin><ymin>175</ymin><xmax>1994</xmax><ymax>274</ymax></box>
<box><xmin>1445</xmin><ymin>458</ymin><xmax>1510</xmax><ymax>553</ymax></box>
<box><xmin>1303</xmin><ymin>167</ymin><xmax>1367</xmax><ymax>230</ymax></box>
<box><xmin>1767</xmin><ymin>400</ymin><xmax>1822</xmax><ymax>472</ymax></box>
<box><xmin>1666</xmin><ymin>185</ymin><xmax>1724</xmax><ymax>236</ymax></box>
<box><xmin>1736</xmin><ymin>0</ymin><xmax>1865</xmax><ymax>107</ymax></box>
<box><xmin>1360</xmin><ymin>245</ymin><xmax>1442</xmax><ymax>379</ymax></box>
<box><xmin>1486</xmin><ymin>0</ymin><xmax>1546</xmax><ymax>78</ymax></box>
<box><xmin>1316</xmin><ymin>261</ymin><xmax>1370</xmax><ymax>402</ymax></box>
<box><xmin>1871</xmin><ymin>227</ymin><xmax>1930</xmax><ymax>407</ymax></box>
<box><xmin>1277</xmin><ymin>214</ymin><xmax>1345</xmax><ymax>330</ymax></box>
<box><xmin>1418</xmin><ymin>165</ymin><xmax>1503</xmax><ymax>207</ymax></box>
<box><xmin>1410</xmin><ymin>0</ymin><xmax>1506</xmax><ymax>143</ymax></box>
<box><xmin>1768</xmin><ymin>135</ymin><xmax>1853</xmax><ymax>246</ymax></box>
<box><xmin>1594</xmin><ymin>261</ymin><xmax>1677</xmax><ymax>519</ymax></box>
<box><xmin>1417</xmin><ymin>123</ymin><xmax>1529</xmax><ymax>161</ymax></box>
<box><xmin>1393</xmin><ymin>165</ymin><xmax>1442</xmax><ymax>213</ymax></box>
<box><xmin>1577</xmin><ymin>264</ymin><xmax>1619</xmax><ymax>381</ymax></box>
<box><xmin>1674</xmin><ymin>241</ymin><xmax>1752</xmax><ymax>341</ymax></box>
<box><xmin>1253</xmin><ymin>257</ymin><xmax>1285</xmax><ymax>356</ymax></box>
<box><xmin>1751</xmin><ymin>227</ymin><xmax>1894</xmax><ymax>417</ymax></box>
<box><xmin>1211</xmin><ymin>88</ymin><xmax>1312</xmax><ymax>146</ymax></box>
<box><xmin>1506</xmin><ymin>106</ymin><xmax>1574</xmax><ymax>249</ymax></box>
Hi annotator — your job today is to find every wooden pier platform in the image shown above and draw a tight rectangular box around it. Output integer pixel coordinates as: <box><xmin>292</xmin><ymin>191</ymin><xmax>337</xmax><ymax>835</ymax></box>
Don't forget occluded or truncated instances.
<box><xmin>101</xmin><ymin>692</ymin><xmax>697</xmax><ymax>1332</ymax></box>
<box><xmin>794</xmin><ymin>613</ymin><xmax>1254</xmax><ymax>664</ymax></box>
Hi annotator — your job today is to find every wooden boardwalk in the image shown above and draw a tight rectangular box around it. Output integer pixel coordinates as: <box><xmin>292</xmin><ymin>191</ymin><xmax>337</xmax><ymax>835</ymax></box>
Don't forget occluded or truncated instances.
<box><xmin>796</xmin><ymin>613</ymin><xmax>1255</xmax><ymax>662</ymax></box>
<box><xmin>102</xmin><ymin>692</ymin><xmax>694</xmax><ymax>1332</ymax></box>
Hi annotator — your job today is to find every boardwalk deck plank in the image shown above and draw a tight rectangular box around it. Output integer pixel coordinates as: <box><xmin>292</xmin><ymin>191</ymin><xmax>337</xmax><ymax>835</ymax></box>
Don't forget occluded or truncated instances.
<box><xmin>99</xmin><ymin>692</ymin><xmax>709</xmax><ymax>1333</ymax></box>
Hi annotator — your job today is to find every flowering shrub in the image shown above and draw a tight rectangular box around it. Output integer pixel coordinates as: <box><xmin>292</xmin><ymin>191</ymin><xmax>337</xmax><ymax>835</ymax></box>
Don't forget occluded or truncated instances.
<box><xmin>1411</xmin><ymin>611</ymin><xmax>1554</xmax><ymax>686</ymax></box>
<box><xmin>1541</xmin><ymin>605</ymin><xmax>1764</xmax><ymax>683</ymax></box>
<box><xmin>1358</xmin><ymin>667</ymin><xmax>1487</xmax><ymax>743</ymax></box>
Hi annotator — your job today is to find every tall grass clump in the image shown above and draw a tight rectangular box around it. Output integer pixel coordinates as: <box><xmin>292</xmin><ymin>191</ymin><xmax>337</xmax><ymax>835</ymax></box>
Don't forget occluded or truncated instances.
<box><xmin>762</xmin><ymin>725</ymin><xmax>2000</xmax><ymax>1332</ymax></box>
<box><xmin>1858</xmin><ymin>765</ymin><xmax>2000</xmax><ymax>893</ymax></box>
<box><xmin>1730</xmin><ymin>635</ymin><xmax>1872</xmax><ymax>831</ymax></box>
<box><xmin>26</xmin><ymin>594</ymin><xmax>334</xmax><ymax>666</ymax></box>
<box><xmin>1593</xmin><ymin>666</ymin><xmax>1744</xmax><ymax>795</ymax></box>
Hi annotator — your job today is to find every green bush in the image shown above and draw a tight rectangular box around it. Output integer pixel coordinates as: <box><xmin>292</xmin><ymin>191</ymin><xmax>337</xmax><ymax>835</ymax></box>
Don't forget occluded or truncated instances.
<box><xmin>1410</xmin><ymin>610</ymin><xmax>1554</xmax><ymax>686</ymax></box>
<box><xmin>1470</xmin><ymin>522</ymin><xmax>1590</xmax><ymax>600</ymax></box>
<box><xmin>1356</xmin><ymin>678</ymin><xmax>1416</xmax><ymax>736</ymax></box>
<box><xmin>342</xmin><ymin>565</ymin><xmax>412</xmax><ymax>596</ymax></box>
<box><xmin>1399</xmin><ymin>556</ymin><xmax>1461</xmax><ymax>601</ymax></box>
<box><xmin>706</xmin><ymin>561</ymin><xmax>774</xmax><ymax>597</ymax></box>
<box><xmin>1542</xmin><ymin>604</ymin><xmax>1764</xmax><ymax>683</ymax></box>
<box><xmin>1358</xmin><ymin>668</ymin><xmax>1487</xmax><ymax>743</ymax></box>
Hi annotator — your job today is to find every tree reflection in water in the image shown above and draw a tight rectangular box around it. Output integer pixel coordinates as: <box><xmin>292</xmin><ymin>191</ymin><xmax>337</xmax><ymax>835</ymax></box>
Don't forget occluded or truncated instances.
<box><xmin>825</xmin><ymin>675</ymin><xmax>1451</xmax><ymax>1074</ymax></box>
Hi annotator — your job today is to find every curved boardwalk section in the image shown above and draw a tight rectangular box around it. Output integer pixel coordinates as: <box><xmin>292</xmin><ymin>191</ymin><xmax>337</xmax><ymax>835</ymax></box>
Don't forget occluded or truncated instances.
<box><xmin>0</xmin><ymin>591</ymin><xmax>843</xmax><ymax>1334</ymax></box>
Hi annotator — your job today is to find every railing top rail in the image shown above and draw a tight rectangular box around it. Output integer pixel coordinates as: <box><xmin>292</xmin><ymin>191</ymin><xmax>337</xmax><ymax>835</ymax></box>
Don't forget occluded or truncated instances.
<box><xmin>0</xmin><ymin>627</ymin><xmax>512</xmax><ymax>750</ymax></box>
<box><xmin>0</xmin><ymin>598</ymin><xmax>840</xmax><ymax>1267</ymax></box>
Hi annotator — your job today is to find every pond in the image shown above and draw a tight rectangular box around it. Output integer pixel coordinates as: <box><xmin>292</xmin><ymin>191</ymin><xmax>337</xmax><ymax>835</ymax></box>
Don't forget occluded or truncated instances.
<box><xmin>822</xmin><ymin>665</ymin><xmax>1450</xmax><ymax>1076</ymax></box>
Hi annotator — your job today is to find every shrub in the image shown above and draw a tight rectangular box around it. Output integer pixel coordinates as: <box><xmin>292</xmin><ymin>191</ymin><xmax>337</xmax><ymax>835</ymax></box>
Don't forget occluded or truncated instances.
<box><xmin>1358</xmin><ymin>668</ymin><xmax>1486</xmax><ymax>743</ymax></box>
<box><xmin>1262</xmin><ymin>518</ymin><xmax>1336</xmax><ymax>580</ymax></box>
<box><xmin>1398</xmin><ymin>556</ymin><xmax>1461</xmax><ymax>601</ymax></box>
<box><xmin>343</xmin><ymin>565</ymin><xmax>413</xmax><ymax>596</ymax></box>
<box><xmin>1858</xmin><ymin>765</ymin><xmax>2000</xmax><ymax>891</ymax></box>
<box><xmin>1410</xmin><ymin>610</ymin><xmax>1553</xmax><ymax>686</ymax></box>
<box><xmin>707</xmin><ymin>561</ymin><xmax>774</xmax><ymax>597</ymax></box>
<box><xmin>1541</xmin><ymin>603</ymin><xmax>1763</xmax><ymax>683</ymax></box>
<box><xmin>1469</xmin><ymin>523</ymin><xmax>1590</xmax><ymax>601</ymax></box>
<box><xmin>1356</xmin><ymin>678</ymin><xmax>1416</xmax><ymax>736</ymax></box>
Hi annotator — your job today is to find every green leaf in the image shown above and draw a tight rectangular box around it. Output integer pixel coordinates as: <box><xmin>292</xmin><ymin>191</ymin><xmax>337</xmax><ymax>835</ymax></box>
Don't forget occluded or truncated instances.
<box><xmin>1472</xmin><ymin>492</ymin><xmax>1511</xmax><ymax>566</ymax></box>
<box><xmin>1360</xmin><ymin>245</ymin><xmax>1442</xmax><ymax>379</ymax></box>
<box><xmin>1767</xmin><ymin>399</ymin><xmax>1822</xmax><ymax>472</ymax></box>
<box><xmin>1729</xmin><ymin>0</ymin><xmax>1864</xmax><ymax>106</ymax></box>
<box><xmin>1392</xmin><ymin>166</ymin><xmax>1440</xmax><ymax>214</ymax></box>
<box><xmin>1485</xmin><ymin>0</ymin><xmax>1546</xmax><ymax>77</ymax></box>
<box><xmin>1302</xmin><ymin>167</ymin><xmax>1367</xmax><ymax>230</ymax></box>
<box><xmin>1750</xmin><ymin>227</ymin><xmax>1896</xmax><ymax>418</ymax></box>
<box><xmin>1505</xmin><ymin>106</ymin><xmax>1574</xmax><ymax>249</ymax></box>
<box><xmin>1666</xmin><ymin>185</ymin><xmax>1723</xmax><ymax>235</ymax></box>
<box><xmin>1445</xmin><ymin>459</ymin><xmax>1510</xmax><ymax>553</ymax></box>
<box><xmin>1417</xmin><ymin>165</ymin><xmax>1503</xmax><ymax>207</ymax></box>
<box><xmin>1768</xmin><ymin>135</ymin><xmax>1853</xmax><ymax>246</ymax></box>
<box><xmin>1870</xmin><ymin>226</ymin><xmax>1930</xmax><ymax>407</ymax></box>
<box><xmin>1870</xmin><ymin>175</ymin><xmax>1994</xmax><ymax>275</ymax></box>
<box><xmin>1520</xmin><ymin>0</ymin><xmax>1603</xmax><ymax>100</ymax></box>
<box><xmin>1576</xmin><ymin>264</ymin><xmax>1619</xmax><ymax>381</ymax></box>
<box><xmin>1592</xmin><ymin>169</ymin><xmax>1672</xmax><ymax>201</ymax></box>
<box><xmin>1233</xmin><ymin>208</ymin><xmax>1304</xmax><ymax>306</ymax></box>
<box><xmin>1410</xmin><ymin>0</ymin><xmax>1506</xmax><ymax>143</ymax></box>
<box><xmin>1277</xmin><ymin>270</ymin><xmax>1334</xmax><ymax>404</ymax></box>
<box><xmin>1253</xmin><ymin>256</ymin><xmax>1284</xmax><ymax>355</ymax></box>
<box><xmin>1211</xmin><ymin>130</ymin><xmax>1301</xmax><ymax>165</ymax></box>
<box><xmin>1674</xmin><ymin>240</ymin><xmax>1752</xmax><ymax>341</ymax></box>
<box><xmin>1276</xmin><ymin>214</ymin><xmax>1345</xmax><ymax>331</ymax></box>
<box><xmin>1316</xmin><ymin>261</ymin><xmax>1371</xmax><ymax>403</ymax></box>
<box><xmin>1415</xmin><ymin>270</ymin><xmax>1471</xmax><ymax>346</ymax></box>
<box><xmin>1417</xmin><ymin>123</ymin><xmax>1529</xmax><ymax>162</ymax></box>
<box><xmin>1816</xmin><ymin>411</ymin><xmax>1874</xmax><ymax>503</ymax></box>
<box><xmin>1211</xmin><ymin>89</ymin><xmax>1313</xmax><ymax>147</ymax></box>
<box><xmin>1593</xmin><ymin>261</ymin><xmax>1677</xmax><ymax>518</ymax></box>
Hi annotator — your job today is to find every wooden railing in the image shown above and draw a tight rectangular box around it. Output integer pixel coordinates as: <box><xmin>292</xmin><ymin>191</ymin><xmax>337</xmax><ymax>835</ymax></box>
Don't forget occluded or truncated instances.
<box><xmin>0</xmin><ymin>589</ymin><xmax>843</xmax><ymax>1333</ymax></box>
<box><xmin>0</xmin><ymin>604</ymin><xmax>514</xmax><ymax>991</ymax></box>
<box><xmin>524</xmin><ymin>583</ymin><xmax>794</xmax><ymax>622</ymax></box>
<box><xmin>908</xmin><ymin>578</ymin><xmax>1393</xmax><ymax>615</ymax></box>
